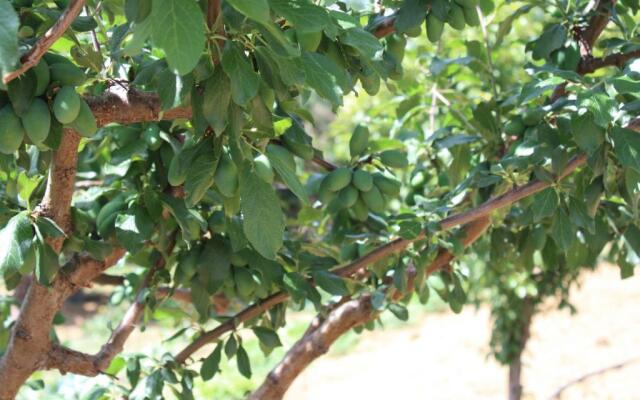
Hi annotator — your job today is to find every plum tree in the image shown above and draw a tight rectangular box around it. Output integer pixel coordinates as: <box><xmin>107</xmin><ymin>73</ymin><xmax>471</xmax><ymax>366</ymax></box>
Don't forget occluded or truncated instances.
<box><xmin>0</xmin><ymin>0</ymin><xmax>639</xmax><ymax>399</ymax></box>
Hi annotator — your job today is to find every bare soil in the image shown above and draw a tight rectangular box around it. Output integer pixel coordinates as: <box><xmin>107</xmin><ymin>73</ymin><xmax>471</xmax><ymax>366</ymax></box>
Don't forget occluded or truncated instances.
<box><xmin>285</xmin><ymin>264</ymin><xmax>640</xmax><ymax>400</ymax></box>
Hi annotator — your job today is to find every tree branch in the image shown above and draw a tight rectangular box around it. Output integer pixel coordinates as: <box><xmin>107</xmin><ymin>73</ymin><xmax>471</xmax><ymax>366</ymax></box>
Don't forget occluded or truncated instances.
<box><xmin>251</xmin><ymin>217</ymin><xmax>491</xmax><ymax>399</ymax></box>
<box><xmin>2</xmin><ymin>0</ymin><xmax>86</xmax><ymax>84</ymax></box>
<box><xmin>90</xmin><ymin>232</ymin><xmax>177</xmax><ymax>372</ymax></box>
<box><xmin>578</xmin><ymin>49</ymin><xmax>640</xmax><ymax>74</ymax></box>
<box><xmin>174</xmin><ymin>151</ymin><xmax>588</xmax><ymax>363</ymax></box>
<box><xmin>249</xmin><ymin>296</ymin><xmax>374</xmax><ymax>400</ymax></box>
<box><xmin>550</xmin><ymin>0</ymin><xmax>615</xmax><ymax>102</ymax></box>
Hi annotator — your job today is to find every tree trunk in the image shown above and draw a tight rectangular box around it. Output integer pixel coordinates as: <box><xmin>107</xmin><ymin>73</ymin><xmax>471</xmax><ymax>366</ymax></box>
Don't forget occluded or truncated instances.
<box><xmin>508</xmin><ymin>298</ymin><xmax>534</xmax><ymax>400</ymax></box>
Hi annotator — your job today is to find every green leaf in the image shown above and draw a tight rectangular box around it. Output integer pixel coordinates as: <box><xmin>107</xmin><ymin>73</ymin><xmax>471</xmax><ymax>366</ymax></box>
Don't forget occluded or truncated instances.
<box><xmin>224</xmin><ymin>335</ymin><xmax>238</xmax><ymax>359</ymax></box>
<box><xmin>34</xmin><ymin>232</ymin><xmax>59</xmax><ymax>286</ymax></box>
<box><xmin>240</xmin><ymin>167</ymin><xmax>285</xmax><ymax>260</ymax></box>
<box><xmin>266</xmin><ymin>148</ymin><xmax>309</xmax><ymax>204</ymax></box>
<box><xmin>200</xmin><ymin>342</ymin><xmax>222</xmax><ymax>381</ymax></box>
<box><xmin>340</xmin><ymin>28</ymin><xmax>383</xmax><ymax>59</ymax></box>
<box><xmin>312</xmin><ymin>271</ymin><xmax>349</xmax><ymax>296</ymax></box>
<box><xmin>252</xmin><ymin>327</ymin><xmax>282</xmax><ymax>349</ymax></box>
<box><xmin>612</xmin><ymin>126</ymin><xmax>640</xmax><ymax>171</ymax></box>
<box><xmin>0</xmin><ymin>0</ymin><xmax>19</xmax><ymax>76</ymax></box>
<box><xmin>395</xmin><ymin>0</ymin><xmax>428</xmax><ymax>33</ymax></box>
<box><xmin>221</xmin><ymin>42</ymin><xmax>261</xmax><ymax>107</ymax></box>
<box><xmin>531</xmin><ymin>24</ymin><xmax>566</xmax><ymax>60</ymax></box>
<box><xmin>236</xmin><ymin>345</ymin><xmax>252</xmax><ymax>378</ymax></box>
<box><xmin>268</xmin><ymin>0</ymin><xmax>332</xmax><ymax>32</ymax></box>
<box><xmin>624</xmin><ymin>224</ymin><xmax>640</xmax><ymax>257</ymax></box>
<box><xmin>226</xmin><ymin>0</ymin><xmax>270</xmax><ymax>24</ymax></box>
<box><xmin>203</xmin><ymin>68</ymin><xmax>232</xmax><ymax>134</ymax></box>
<box><xmin>151</xmin><ymin>0</ymin><xmax>205</xmax><ymax>75</ymax></box>
<box><xmin>185</xmin><ymin>139</ymin><xmax>222</xmax><ymax>207</ymax></box>
<box><xmin>612</xmin><ymin>75</ymin><xmax>640</xmax><ymax>94</ymax></box>
<box><xmin>190</xmin><ymin>280</ymin><xmax>210</xmax><ymax>320</ymax></box>
<box><xmin>160</xmin><ymin>194</ymin><xmax>207</xmax><ymax>242</ymax></box>
<box><xmin>571</xmin><ymin>112</ymin><xmax>605</xmax><ymax>154</ymax></box>
<box><xmin>388</xmin><ymin>303</ymin><xmax>409</xmax><ymax>321</ymax></box>
<box><xmin>35</xmin><ymin>217</ymin><xmax>65</xmax><ymax>239</ymax></box>
<box><xmin>115</xmin><ymin>207</ymin><xmax>154</xmax><ymax>253</ymax></box>
<box><xmin>531</xmin><ymin>188</ymin><xmax>558</xmax><ymax>222</ymax></box>
<box><xmin>0</xmin><ymin>212</ymin><xmax>33</xmax><ymax>276</ymax></box>
<box><xmin>551</xmin><ymin>208</ymin><xmax>574</xmax><ymax>250</ymax></box>
<box><xmin>397</xmin><ymin>220</ymin><xmax>422</xmax><ymax>240</ymax></box>
<box><xmin>299</xmin><ymin>52</ymin><xmax>343</xmax><ymax>105</ymax></box>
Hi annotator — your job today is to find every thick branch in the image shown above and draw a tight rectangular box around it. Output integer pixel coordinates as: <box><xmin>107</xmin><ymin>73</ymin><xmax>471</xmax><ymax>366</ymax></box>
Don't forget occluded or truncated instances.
<box><xmin>578</xmin><ymin>49</ymin><xmax>640</xmax><ymax>74</ymax></box>
<box><xmin>2</xmin><ymin>0</ymin><xmax>86</xmax><ymax>84</ymax></box>
<box><xmin>248</xmin><ymin>296</ymin><xmax>374</xmax><ymax>400</ymax></box>
<box><xmin>87</xmin><ymin>87</ymin><xmax>191</xmax><ymax>127</ymax></box>
<box><xmin>251</xmin><ymin>217</ymin><xmax>491</xmax><ymax>399</ymax></box>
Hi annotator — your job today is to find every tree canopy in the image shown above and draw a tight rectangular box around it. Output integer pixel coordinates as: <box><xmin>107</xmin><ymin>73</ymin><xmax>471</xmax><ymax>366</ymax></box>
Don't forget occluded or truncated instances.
<box><xmin>0</xmin><ymin>0</ymin><xmax>639</xmax><ymax>399</ymax></box>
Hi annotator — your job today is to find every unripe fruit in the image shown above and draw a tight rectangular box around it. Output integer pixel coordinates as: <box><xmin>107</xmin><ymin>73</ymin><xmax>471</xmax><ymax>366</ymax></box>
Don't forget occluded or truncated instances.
<box><xmin>454</xmin><ymin>0</ymin><xmax>479</xmax><ymax>7</ymax></box>
<box><xmin>234</xmin><ymin>267</ymin><xmax>256</xmax><ymax>298</ymax></box>
<box><xmin>405</xmin><ymin>25</ymin><xmax>422</xmax><ymax>37</ymax></box>
<box><xmin>50</xmin><ymin>63</ymin><xmax>86</xmax><ymax>86</ymax></box>
<box><xmin>523</xmin><ymin>107</ymin><xmax>544</xmax><ymax>127</ymax></box>
<box><xmin>426</xmin><ymin>14</ymin><xmax>444</xmax><ymax>43</ymax></box>
<box><xmin>361</xmin><ymin>185</ymin><xmax>385</xmax><ymax>213</ymax></box>
<box><xmin>373</xmin><ymin>173</ymin><xmax>401</xmax><ymax>196</ymax></box>
<box><xmin>462</xmin><ymin>6</ymin><xmax>480</xmax><ymax>27</ymax></box>
<box><xmin>338</xmin><ymin>185</ymin><xmax>359</xmax><ymax>208</ymax></box>
<box><xmin>352</xmin><ymin>169</ymin><xmax>373</xmax><ymax>192</ymax></box>
<box><xmin>208</xmin><ymin>210</ymin><xmax>226</xmax><ymax>234</ymax></box>
<box><xmin>0</xmin><ymin>105</ymin><xmax>25</xmax><ymax>154</ymax></box>
<box><xmin>68</xmin><ymin>99</ymin><xmax>97</xmax><ymax>137</ymax></box>
<box><xmin>18</xmin><ymin>25</ymin><xmax>34</xmax><ymax>38</ymax></box>
<box><xmin>379</xmin><ymin>149</ymin><xmax>408</xmax><ymax>168</ymax></box>
<box><xmin>53</xmin><ymin>86</ymin><xmax>81</xmax><ymax>124</ymax></box>
<box><xmin>323</xmin><ymin>167</ymin><xmax>352</xmax><ymax>192</ymax></box>
<box><xmin>386</xmin><ymin>34</ymin><xmax>407</xmax><ymax>63</ymax></box>
<box><xmin>351</xmin><ymin>196</ymin><xmax>369</xmax><ymax>221</ymax></box>
<box><xmin>349</xmin><ymin>124</ymin><xmax>369</xmax><ymax>158</ymax></box>
<box><xmin>447</xmin><ymin>4</ymin><xmax>466</xmax><ymax>30</ymax></box>
<box><xmin>215</xmin><ymin>153</ymin><xmax>239</xmax><ymax>197</ymax></box>
<box><xmin>33</xmin><ymin>59</ymin><xmax>50</xmax><ymax>96</ymax></box>
<box><xmin>21</xmin><ymin>98</ymin><xmax>51</xmax><ymax>145</ymax></box>
<box><xmin>7</xmin><ymin>71</ymin><xmax>36</xmax><ymax>116</ymax></box>
<box><xmin>318</xmin><ymin>179</ymin><xmax>338</xmax><ymax>204</ymax></box>
<box><xmin>504</xmin><ymin>117</ymin><xmax>526</xmax><ymax>136</ymax></box>
<box><xmin>143</xmin><ymin>125</ymin><xmax>162</xmax><ymax>150</ymax></box>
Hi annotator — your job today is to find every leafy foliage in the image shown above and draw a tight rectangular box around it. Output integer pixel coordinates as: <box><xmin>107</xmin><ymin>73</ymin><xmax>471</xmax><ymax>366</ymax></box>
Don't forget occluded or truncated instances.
<box><xmin>0</xmin><ymin>0</ymin><xmax>639</xmax><ymax>397</ymax></box>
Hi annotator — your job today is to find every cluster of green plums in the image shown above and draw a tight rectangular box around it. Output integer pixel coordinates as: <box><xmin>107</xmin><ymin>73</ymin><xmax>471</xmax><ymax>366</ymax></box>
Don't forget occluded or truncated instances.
<box><xmin>0</xmin><ymin>53</ymin><xmax>97</xmax><ymax>155</ymax></box>
<box><xmin>316</xmin><ymin>125</ymin><xmax>404</xmax><ymax>221</ymax></box>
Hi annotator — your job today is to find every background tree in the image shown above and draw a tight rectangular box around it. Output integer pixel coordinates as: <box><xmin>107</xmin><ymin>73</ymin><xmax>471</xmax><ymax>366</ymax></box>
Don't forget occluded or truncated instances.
<box><xmin>0</xmin><ymin>0</ymin><xmax>639</xmax><ymax>399</ymax></box>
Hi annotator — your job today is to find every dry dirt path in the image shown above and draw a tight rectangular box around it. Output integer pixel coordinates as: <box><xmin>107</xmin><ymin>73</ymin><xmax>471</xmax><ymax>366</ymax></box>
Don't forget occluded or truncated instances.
<box><xmin>285</xmin><ymin>265</ymin><xmax>640</xmax><ymax>400</ymax></box>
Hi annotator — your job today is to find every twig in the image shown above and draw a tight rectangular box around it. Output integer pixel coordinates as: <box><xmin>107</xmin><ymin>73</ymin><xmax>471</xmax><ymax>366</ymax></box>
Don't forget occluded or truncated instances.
<box><xmin>547</xmin><ymin>356</ymin><xmax>640</xmax><ymax>400</ymax></box>
<box><xmin>2</xmin><ymin>0</ymin><xmax>86</xmax><ymax>84</ymax></box>
<box><xmin>91</xmin><ymin>232</ymin><xmax>177</xmax><ymax>371</ymax></box>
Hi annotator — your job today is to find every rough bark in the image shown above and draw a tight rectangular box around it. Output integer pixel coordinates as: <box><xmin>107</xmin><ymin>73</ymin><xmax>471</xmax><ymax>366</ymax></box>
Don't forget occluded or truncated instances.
<box><xmin>248</xmin><ymin>296</ymin><xmax>374</xmax><ymax>400</ymax></box>
<box><xmin>249</xmin><ymin>217</ymin><xmax>491</xmax><ymax>399</ymax></box>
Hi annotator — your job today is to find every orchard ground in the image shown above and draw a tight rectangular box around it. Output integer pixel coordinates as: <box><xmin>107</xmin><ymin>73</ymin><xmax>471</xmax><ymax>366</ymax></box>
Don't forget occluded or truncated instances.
<box><xmin>16</xmin><ymin>262</ymin><xmax>639</xmax><ymax>400</ymax></box>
